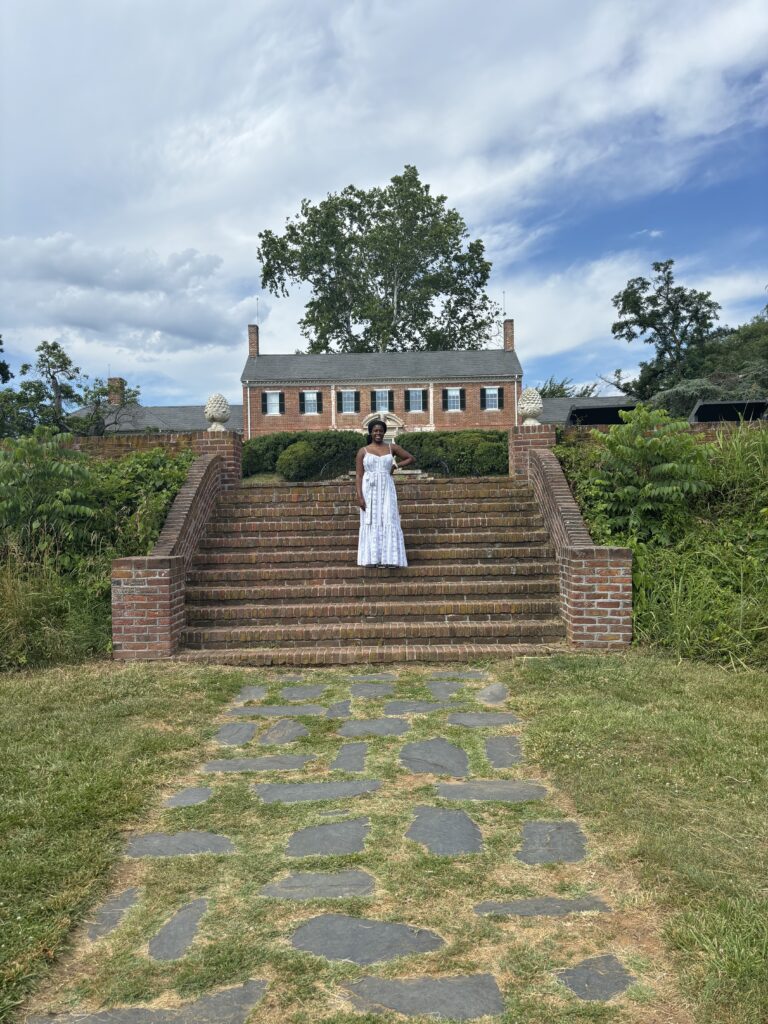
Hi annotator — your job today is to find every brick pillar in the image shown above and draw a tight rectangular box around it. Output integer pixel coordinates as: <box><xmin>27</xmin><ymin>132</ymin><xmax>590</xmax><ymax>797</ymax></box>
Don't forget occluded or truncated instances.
<box><xmin>560</xmin><ymin>547</ymin><xmax>633</xmax><ymax>649</ymax></box>
<box><xmin>508</xmin><ymin>424</ymin><xmax>557</xmax><ymax>477</ymax></box>
<box><xmin>111</xmin><ymin>556</ymin><xmax>186</xmax><ymax>659</ymax></box>
<box><xmin>191</xmin><ymin>431</ymin><xmax>242</xmax><ymax>488</ymax></box>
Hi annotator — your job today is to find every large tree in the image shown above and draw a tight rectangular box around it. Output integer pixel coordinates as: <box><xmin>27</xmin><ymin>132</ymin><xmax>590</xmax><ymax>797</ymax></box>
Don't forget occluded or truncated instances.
<box><xmin>0</xmin><ymin>335</ymin><xmax>11</xmax><ymax>385</ymax></box>
<box><xmin>609</xmin><ymin>259</ymin><xmax>721</xmax><ymax>399</ymax></box>
<box><xmin>258</xmin><ymin>165</ymin><xmax>498</xmax><ymax>353</ymax></box>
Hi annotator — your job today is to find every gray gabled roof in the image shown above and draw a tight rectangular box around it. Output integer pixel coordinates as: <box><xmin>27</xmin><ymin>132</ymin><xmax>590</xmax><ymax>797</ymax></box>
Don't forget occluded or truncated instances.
<box><xmin>539</xmin><ymin>396</ymin><xmax>635</xmax><ymax>424</ymax></box>
<box><xmin>242</xmin><ymin>349</ymin><xmax>523</xmax><ymax>384</ymax></box>
<box><xmin>72</xmin><ymin>404</ymin><xmax>244</xmax><ymax>434</ymax></box>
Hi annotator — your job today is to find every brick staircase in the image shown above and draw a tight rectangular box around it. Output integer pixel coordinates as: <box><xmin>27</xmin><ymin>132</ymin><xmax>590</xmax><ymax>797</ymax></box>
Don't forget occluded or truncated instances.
<box><xmin>174</xmin><ymin>476</ymin><xmax>567</xmax><ymax>665</ymax></box>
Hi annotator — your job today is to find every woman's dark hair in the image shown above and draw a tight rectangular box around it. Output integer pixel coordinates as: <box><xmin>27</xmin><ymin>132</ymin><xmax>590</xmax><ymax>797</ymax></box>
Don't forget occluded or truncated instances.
<box><xmin>367</xmin><ymin>418</ymin><xmax>388</xmax><ymax>442</ymax></box>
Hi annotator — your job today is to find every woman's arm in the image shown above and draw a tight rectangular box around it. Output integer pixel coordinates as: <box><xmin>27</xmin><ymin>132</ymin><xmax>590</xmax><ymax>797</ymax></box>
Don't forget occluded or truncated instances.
<box><xmin>392</xmin><ymin>443</ymin><xmax>415</xmax><ymax>469</ymax></box>
<box><xmin>355</xmin><ymin>447</ymin><xmax>366</xmax><ymax>509</ymax></box>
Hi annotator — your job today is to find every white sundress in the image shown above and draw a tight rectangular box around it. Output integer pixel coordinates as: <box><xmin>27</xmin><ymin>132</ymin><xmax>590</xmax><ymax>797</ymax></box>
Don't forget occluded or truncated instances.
<box><xmin>357</xmin><ymin>450</ymin><xmax>408</xmax><ymax>567</ymax></box>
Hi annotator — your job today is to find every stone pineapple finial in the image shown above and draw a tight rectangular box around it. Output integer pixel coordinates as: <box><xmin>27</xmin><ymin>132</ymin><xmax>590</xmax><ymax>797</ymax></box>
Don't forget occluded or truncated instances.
<box><xmin>519</xmin><ymin>387</ymin><xmax>544</xmax><ymax>425</ymax></box>
<box><xmin>204</xmin><ymin>393</ymin><xmax>231</xmax><ymax>431</ymax></box>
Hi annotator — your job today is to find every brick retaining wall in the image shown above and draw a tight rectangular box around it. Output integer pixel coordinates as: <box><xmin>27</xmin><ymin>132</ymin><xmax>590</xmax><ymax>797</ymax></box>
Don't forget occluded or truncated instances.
<box><xmin>527</xmin><ymin>448</ymin><xmax>632</xmax><ymax>649</ymax></box>
<box><xmin>111</xmin><ymin>452</ymin><xmax>227</xmax><ymax>659</ymax></box>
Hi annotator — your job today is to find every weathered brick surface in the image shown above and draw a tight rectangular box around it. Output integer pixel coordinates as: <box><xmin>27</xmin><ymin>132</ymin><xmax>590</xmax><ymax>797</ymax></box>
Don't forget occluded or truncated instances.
<box><xmin>528</xmin><ymin>449</ymin><xmax>632</xmax><ymax>650</ymax></box>
<box><xmin>508</xmin><ymin>425</ymin><xmax>558</xmax><ymax>477</ymax></box>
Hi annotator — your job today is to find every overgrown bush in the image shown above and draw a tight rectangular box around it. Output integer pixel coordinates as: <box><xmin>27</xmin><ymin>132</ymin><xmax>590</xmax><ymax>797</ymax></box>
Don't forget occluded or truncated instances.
<box><xmin>0</xmin><ymin>431</ymin><xmax>195</xmax><ymax>668</ymax></box>
<box><xmin>243</xmin><ymin>430</ymin><xmax>362</xmax><ymax>480</ymax></box>
<box><xmin>275</xmin><ymin>440</ymin><xmax>316</xmax><ymax>481</ymax></box>
<box><xmin>397</xmin><ymin>430</ymin><xmax>507</xmax><ymax>476</ymax></box>
<box><xmin>554</xmin><ymin>412</ymin><xmax>768</xmax><ymax>667</ymax></box>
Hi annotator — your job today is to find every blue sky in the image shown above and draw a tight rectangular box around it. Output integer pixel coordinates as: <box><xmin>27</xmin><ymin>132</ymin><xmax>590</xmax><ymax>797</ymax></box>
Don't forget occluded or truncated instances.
<box><xmin>1</xmin><ymin>0</ymin><xmax>766</xmax><ymax>404</ymax></box>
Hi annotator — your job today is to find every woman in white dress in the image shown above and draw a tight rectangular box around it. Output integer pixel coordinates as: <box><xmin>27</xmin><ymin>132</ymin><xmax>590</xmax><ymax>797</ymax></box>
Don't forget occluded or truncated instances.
<box><xmin>356</xmin><ymin>419</ymin><xmax>415</xmax><ymax>567</ymax></box>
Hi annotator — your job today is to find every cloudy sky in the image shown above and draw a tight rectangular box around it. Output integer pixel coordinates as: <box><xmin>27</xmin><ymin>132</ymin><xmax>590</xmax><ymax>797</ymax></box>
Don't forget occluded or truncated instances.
<box><xmin>2</xmin><ymin>0</ymin><xmax>767</xmax><ymax>405</ymax></box>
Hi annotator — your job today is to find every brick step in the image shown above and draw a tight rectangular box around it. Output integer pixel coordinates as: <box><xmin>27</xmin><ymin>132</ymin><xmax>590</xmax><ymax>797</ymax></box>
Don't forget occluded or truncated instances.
<box><xmin>184</xmin><ymin>576</ymin><xmax>559</xmax><ymax>604</ymax></box>
<box><xmin>185</xmin><ymin>597</ymin><xmax>561</xmax><ymax>625</ymax></box>
<box><xmin>211</xmin><ymin>499</ymin><xmax>542</xmax><ymax>521</ymax></box>
<box><xmin>223</xmin><ymin>482</ymin><xmax>530</xmax><ymax>505</ymax></box>
<box><xmin>198</xmin><ymin>529</ymin><xmax>551</xmax><ymax>552</ymax></box>
<box><xmin>186</xmin><ymin>560</ymin><xmax>559</xmax><ymax>585</ymax></box>
<box><xmin>181</xmin><ymin>617</ymin><xmax>567</xmax><ymax>648</ymax></box>
<box><xmin>173</xmin><ymin>641</ymin><xmax>569</xmax><ymax>666</ymax></box>
<box><xmin>190</xmin><ymin>543</ymin><xmax>554</xmax><ymax>568</ymax></box>
<box><xmin>208</xmin><ymin>513</ymin><xmax>544</xmax><ymax>535</ymax></box>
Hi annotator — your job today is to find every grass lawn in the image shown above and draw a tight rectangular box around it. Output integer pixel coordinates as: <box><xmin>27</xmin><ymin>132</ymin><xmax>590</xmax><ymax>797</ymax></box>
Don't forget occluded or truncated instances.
<box><xmin>1</xmin><ymin>654</ymin><xmax>765</xmax><ymax>1024</ymax></box>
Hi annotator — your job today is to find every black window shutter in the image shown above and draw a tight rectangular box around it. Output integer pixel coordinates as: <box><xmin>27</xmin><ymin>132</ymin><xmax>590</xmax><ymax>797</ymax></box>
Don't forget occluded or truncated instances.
<box><xmin>388</xmin><ymin>389</ymin><xmax>394</xmax><ymax>411</ymax></box>
<box><xmin>299</xmin><ymin>392</ymin><xmax>305</xmax><ymax>413</ymax></box>
<box><xmin>442</xmin><ymin>389</ymin><xmax>448</xmax><ymax>411</ymax></box>
<box><xmin>370</xmin><ymin>390</ymin><xmax>376</xmax><ymax>412</ymax></box>
<box><xmin>278</xmin><ymin>392</ymin><xmax>285</xmax><ymax>414</ymax></box>
<box><xmin>317</xmin><ymin>391</ymin><xmax>323</xmax><ymax>413</ymax></box>
<box><xmin>498</xmin><ymin>387</ymin><xmax>504</xmax><ymax>409</ymax></box>
<box><xmin>261</xmin><ymin>392</ymin><xmax>267</xmax><ymax>414</ymax></box>
<box><xmin>354</xmin><ymin>391</ymin><xmax>360</xmax><ymax>412</ymax></box>
<box><xmin>459</xmin><ymin>389</ymin><xmax>466</xmax><ymax>411</ymax></box>
<box><xmin>336</xmin><ymin>390</ymin><xmax>343</xmax><ymax>412</ymax></box>
<box><xmin>480</xmin><ymin>388</ymin><xmax>487</xmax><ymax>410</ymax></box>
<box><xmin>404</xmin><ymin>390</ymin><xmax>411</xmax><ymax>412</ymax></box>
<box><xmin>422</xmin><ymin>388</ymin><xmax>428</xmax><ymax>411</ymax></box>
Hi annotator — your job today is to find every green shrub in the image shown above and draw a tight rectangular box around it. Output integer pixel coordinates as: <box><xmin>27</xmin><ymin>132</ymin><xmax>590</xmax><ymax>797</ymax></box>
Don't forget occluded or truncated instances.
<box><xmin>275</xmin><ymin>440</ymin><xmax>316</xmax><ymax>481</ymax></box>
<box><xmin>397</xmin><ymin>430</ymin><xmax>507</xmax><ymax>476</ymax></box>
<box><xmin>244</xmin><ymin>430</ymin><xmax>362</xmax><ymax>481</ymax></box>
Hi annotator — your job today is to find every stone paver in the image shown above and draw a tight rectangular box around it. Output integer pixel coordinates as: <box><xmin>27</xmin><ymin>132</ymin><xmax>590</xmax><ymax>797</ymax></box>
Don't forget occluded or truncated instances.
<box><xmin>27</xmin><ymin>980</ymin><xmax>268</xmax><ymax>1024</ymax></box>
<box><xmin>215</xmin><ymin>723</ymin><xmax>257</xmax><ymax>746</ymax></box>
<box><xmin>253</xmin><ymin>781</ymin><xmax>381</xmax><ymax>803</ymax></box>
<box><xmin>291</xmin><ymin>913</ymin><xmax>444</xmax><ymax>964</ymax></box>
<box><xmin>556</xmin><ymin>954</ymin><xmax>635</xmax><ymax>1001</ymax></box>
<box><xmin>516</xmin><ymin>821</ymin><xmax>587</xmax><ymax>864</ymax></box>
<box><xmin>406</xmin><ymin>806</ymin><xmax>483</xmax><ymax>856</ymax></box>
<box><xmin>448</xmin><ymin>712</ymin><xmax>520</xmax><ymax>727</ymax></box>
<box><xmin>384</xmin><ymin>699</ymin><xmax>449</xmax><ymax>715</ymax></box>
<box><xmin>126</xmin><ymin>832</ymin><xmax>234</xmax><ymax>857</ymax></box>
<box><xmin>350</xmin><ymin>682</ymin><xmax>395</xmax><ymax>697</ymax></box>
<box><xmin>280</xmin><ymin>685</ymin><xmax>326</xmax><ymax>701</ymax></box>
<box><xmin>436</xmin><ymin>780</ymin><xmax>547</xmax><ymax>803</ymax></box>
<box><xmin>149</xmin><ymin>898</ymin><xmax>208</xmax><ymax>960</ymax></box>
<box><xmin>203</xmin><ymin>756</ymin><xmax>313</xmax><ymax>773</ymax></box>
<box><xmin>164</xmin><ymin>787</ymin><xmax>212</xmax><ymax>808</ymax></box>
<box><xmin>331</xmin><ymin>742</ymin><xmax>367</xmax><ymax>771</ymax></box>
<box><xmin>474</xmin><ymin>896</ymin><xmax>610</xmax><ymax>917</ymax></box>
<box><xmin>400</xmin><ymin>738</ymin><xmax>468</xmax><ymax>777</ymax></box>
<box><xmin>344</xmin><ymin>975</ymin><xmax>504</xmax><ymax>1020</ymax></box>
<box><xmin>287</xmin><ymin>818</ymin><xmax>370</xmax><ymax>857</ymax></box>
<box><xmin>426</xmin><ymin>680</ymin><xmax>463</xmax><ymax>699</ymax></box>
<box><xmin>87</xmin><ymin>888</ymin><xmax>140</xmax><ymax>940</ymax></box>
<box><xmin>231</xmin><ymin>685</ymin><xmax>266</xmax><ymax>703</ymax></box>
<box><xmin>477</xmin><ymin>683</ymin><xmax>508</xmax><ymax>705</ymax></box>
<box><xmin>348</xmin><ymin>673</ymin><xmax>397</xmax><ymax>681</ymax></box>
<box><xmin>427</xmin><ymin>671</ymin><xmax>486</xmax><ymax>680</ymax></box>
<box><xmin>338</xmin><ymin>718</ymin><xmax>409</xmax><ymax>737</ymax></box>
<box><xmin>258</xmin><ymin>720</ymin><xmax>308</xmax><ymax>745</ymax></box>
<box><xmin>327</xmin><ymin>700</ymin><xmax>352</xmax><ymax>719</ymax></box>
<box><xmin>224</xmin><ymin>704</ymin><xmax>326</xmax><ymax>718</ymax></box>
<box><xmin>260</xmin><ymin>870</ymin><xmax>375</xmax><ymax>900</ymax></box>
<box><xmin>485</xmin><ymin>736</ymin><xmax>523</xmax><ymax>767</ymax></box>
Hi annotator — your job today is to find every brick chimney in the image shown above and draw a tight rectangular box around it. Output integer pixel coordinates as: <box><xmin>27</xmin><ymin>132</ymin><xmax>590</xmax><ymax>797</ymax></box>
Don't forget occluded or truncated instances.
<box><xmin>503</xmin><ymin>318</ymin><xmax>515</xmax><ymax>352</ymax></box>
<box><xmin>248</xmin><ymin>324</ymin><xmax>260</xmax><ymax>357</ymax></box>
<box><xmin>107</xmin><ymin>377</ymin><xmax>126</xmax><ymax>406</ymax></box>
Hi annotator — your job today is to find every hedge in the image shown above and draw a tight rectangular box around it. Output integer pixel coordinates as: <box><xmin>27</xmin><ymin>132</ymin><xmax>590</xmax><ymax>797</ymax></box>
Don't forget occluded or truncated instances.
<box><xmin>396</xmin><ymin>430</ymin><xmax>508</xmax><ymax>476</ymax></box>
<box><xmin>243</xmin><ymin>430</ymin><xmax>362</xmax><ymax>480</ymax></box>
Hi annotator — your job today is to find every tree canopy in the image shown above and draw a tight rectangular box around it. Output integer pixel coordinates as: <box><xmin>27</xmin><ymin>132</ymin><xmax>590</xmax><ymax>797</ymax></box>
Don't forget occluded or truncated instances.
<box><xmin>536</xmin><ymin>376</ymin><xmax>599</xmax><ymax>399</ymax></box>
<box><xmin>0</xmin><ymin>335</ymin><xmax>11</xmax><ymax>385</ymax></box>
<box><xmin>257</xmin><ymin>165</ymin><xmax>498</xmax><ymax>354</ymax></box>
<box><xmin>610</xmin><ymin>259</ymin><xmax>721</xmax><ymax>399</ymax></box>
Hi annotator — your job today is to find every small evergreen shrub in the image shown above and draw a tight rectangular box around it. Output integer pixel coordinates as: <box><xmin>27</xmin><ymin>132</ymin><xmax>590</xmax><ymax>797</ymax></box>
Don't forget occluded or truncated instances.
<box><xmin>244</xmin><ymin>430</ymin><xmax>362</xmax><ymax>480</ymax></box>
<box><xmin>275</xmin><ymin>440</ymin><xmax>316</xmax><ymax>481</ymax></box>
<box><xmin>397</xmin><ymin>430</ymin><xmax>507</xmax><ymax>476</ymax></box>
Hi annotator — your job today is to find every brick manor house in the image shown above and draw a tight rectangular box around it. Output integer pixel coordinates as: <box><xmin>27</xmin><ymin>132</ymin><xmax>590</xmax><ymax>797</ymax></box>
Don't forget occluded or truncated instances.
<box><xmin>240</xmin><ymin>320</ymin><xmax>524</xmax><ymax>438</ymax></box>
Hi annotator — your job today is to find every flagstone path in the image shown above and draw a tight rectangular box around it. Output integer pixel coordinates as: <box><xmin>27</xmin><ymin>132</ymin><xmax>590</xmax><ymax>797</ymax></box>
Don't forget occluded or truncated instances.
<box><xmin>34</xmin><ymin>667</ymin><xmax>644</xmax><ymax>1023</ymax></box>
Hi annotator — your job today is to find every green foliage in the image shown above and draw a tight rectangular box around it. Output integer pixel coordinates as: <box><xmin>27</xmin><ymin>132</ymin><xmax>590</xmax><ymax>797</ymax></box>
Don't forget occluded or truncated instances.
<box><xmin>258</xmin><ymin>165</ymin><xmax>498</xmax><ymax>353</ymax></box>
<box><xmin>536</xmin><ymin>376</ymin><xmax>598</xmax><ymax>398</ymax></box>
<box><xmin>68</xmin><ymin>377</ymin><xmax>141</xmax><ymax>436</ymax></box>
<box><xmin>590</xmin><ymin>406</ymin><xmax>709</xmax><ymax>543</ymax></box>
<box><xmin>610</xmin><ymin>259</ymin><xmax>721</xmax><ymax>399</ymax></box>
<box><xmin>243</xmin><ymin>430</ymin><xmax>362</xmax><ymax>480</ymax></box>
<box><xmin>397</xmin><ymin>429</ymin><xmax>507</xmax><ymax>476</ymax></box>
<box><xmin>275</xmin><ymin>440</ymin><xmax>316</xmax><ymax>481</ymax></box>
<box><xmin>555</xmin><ymin>418</ymin><xmax>768</xmax><ymax>666</ymax></box>
<box><xmin>0</xmin><ymin>333</ymin><xmax>11</xmax><ymax>384</ymax></box>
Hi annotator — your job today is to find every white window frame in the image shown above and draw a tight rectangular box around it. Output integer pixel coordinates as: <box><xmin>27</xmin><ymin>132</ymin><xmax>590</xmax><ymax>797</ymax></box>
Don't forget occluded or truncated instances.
<box><xmin>407</xmin><ymin>388</ymin><xmax>424</xmax><ymax>412</ymax></box>
<box><xmin>446</xmin><ymin>387</ymin><xmax>461</xmax><ymax>412</ymax></box>
<box><xmin>484</xmin><ymin>387</ymin><xmax>499</xmax><ymax>411</ymax></box>
<box><xmin>341</xmin><ymin>390</ymin><xmax>356</xmax><ymax>414</ymax></box>
<box><xmin>302</xmin><ymin>390</ymin><xmax>319</xmax><ymax>414</ymax></box>
<box><xmin>265</xmin><ymin>391</ymin><xmax>282</xmax><ymax>415</ymax></box>
<box><xmin>374</xmin><ymin>389</ymin><xmax>389</xmax><ymax>412</ymax></box>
